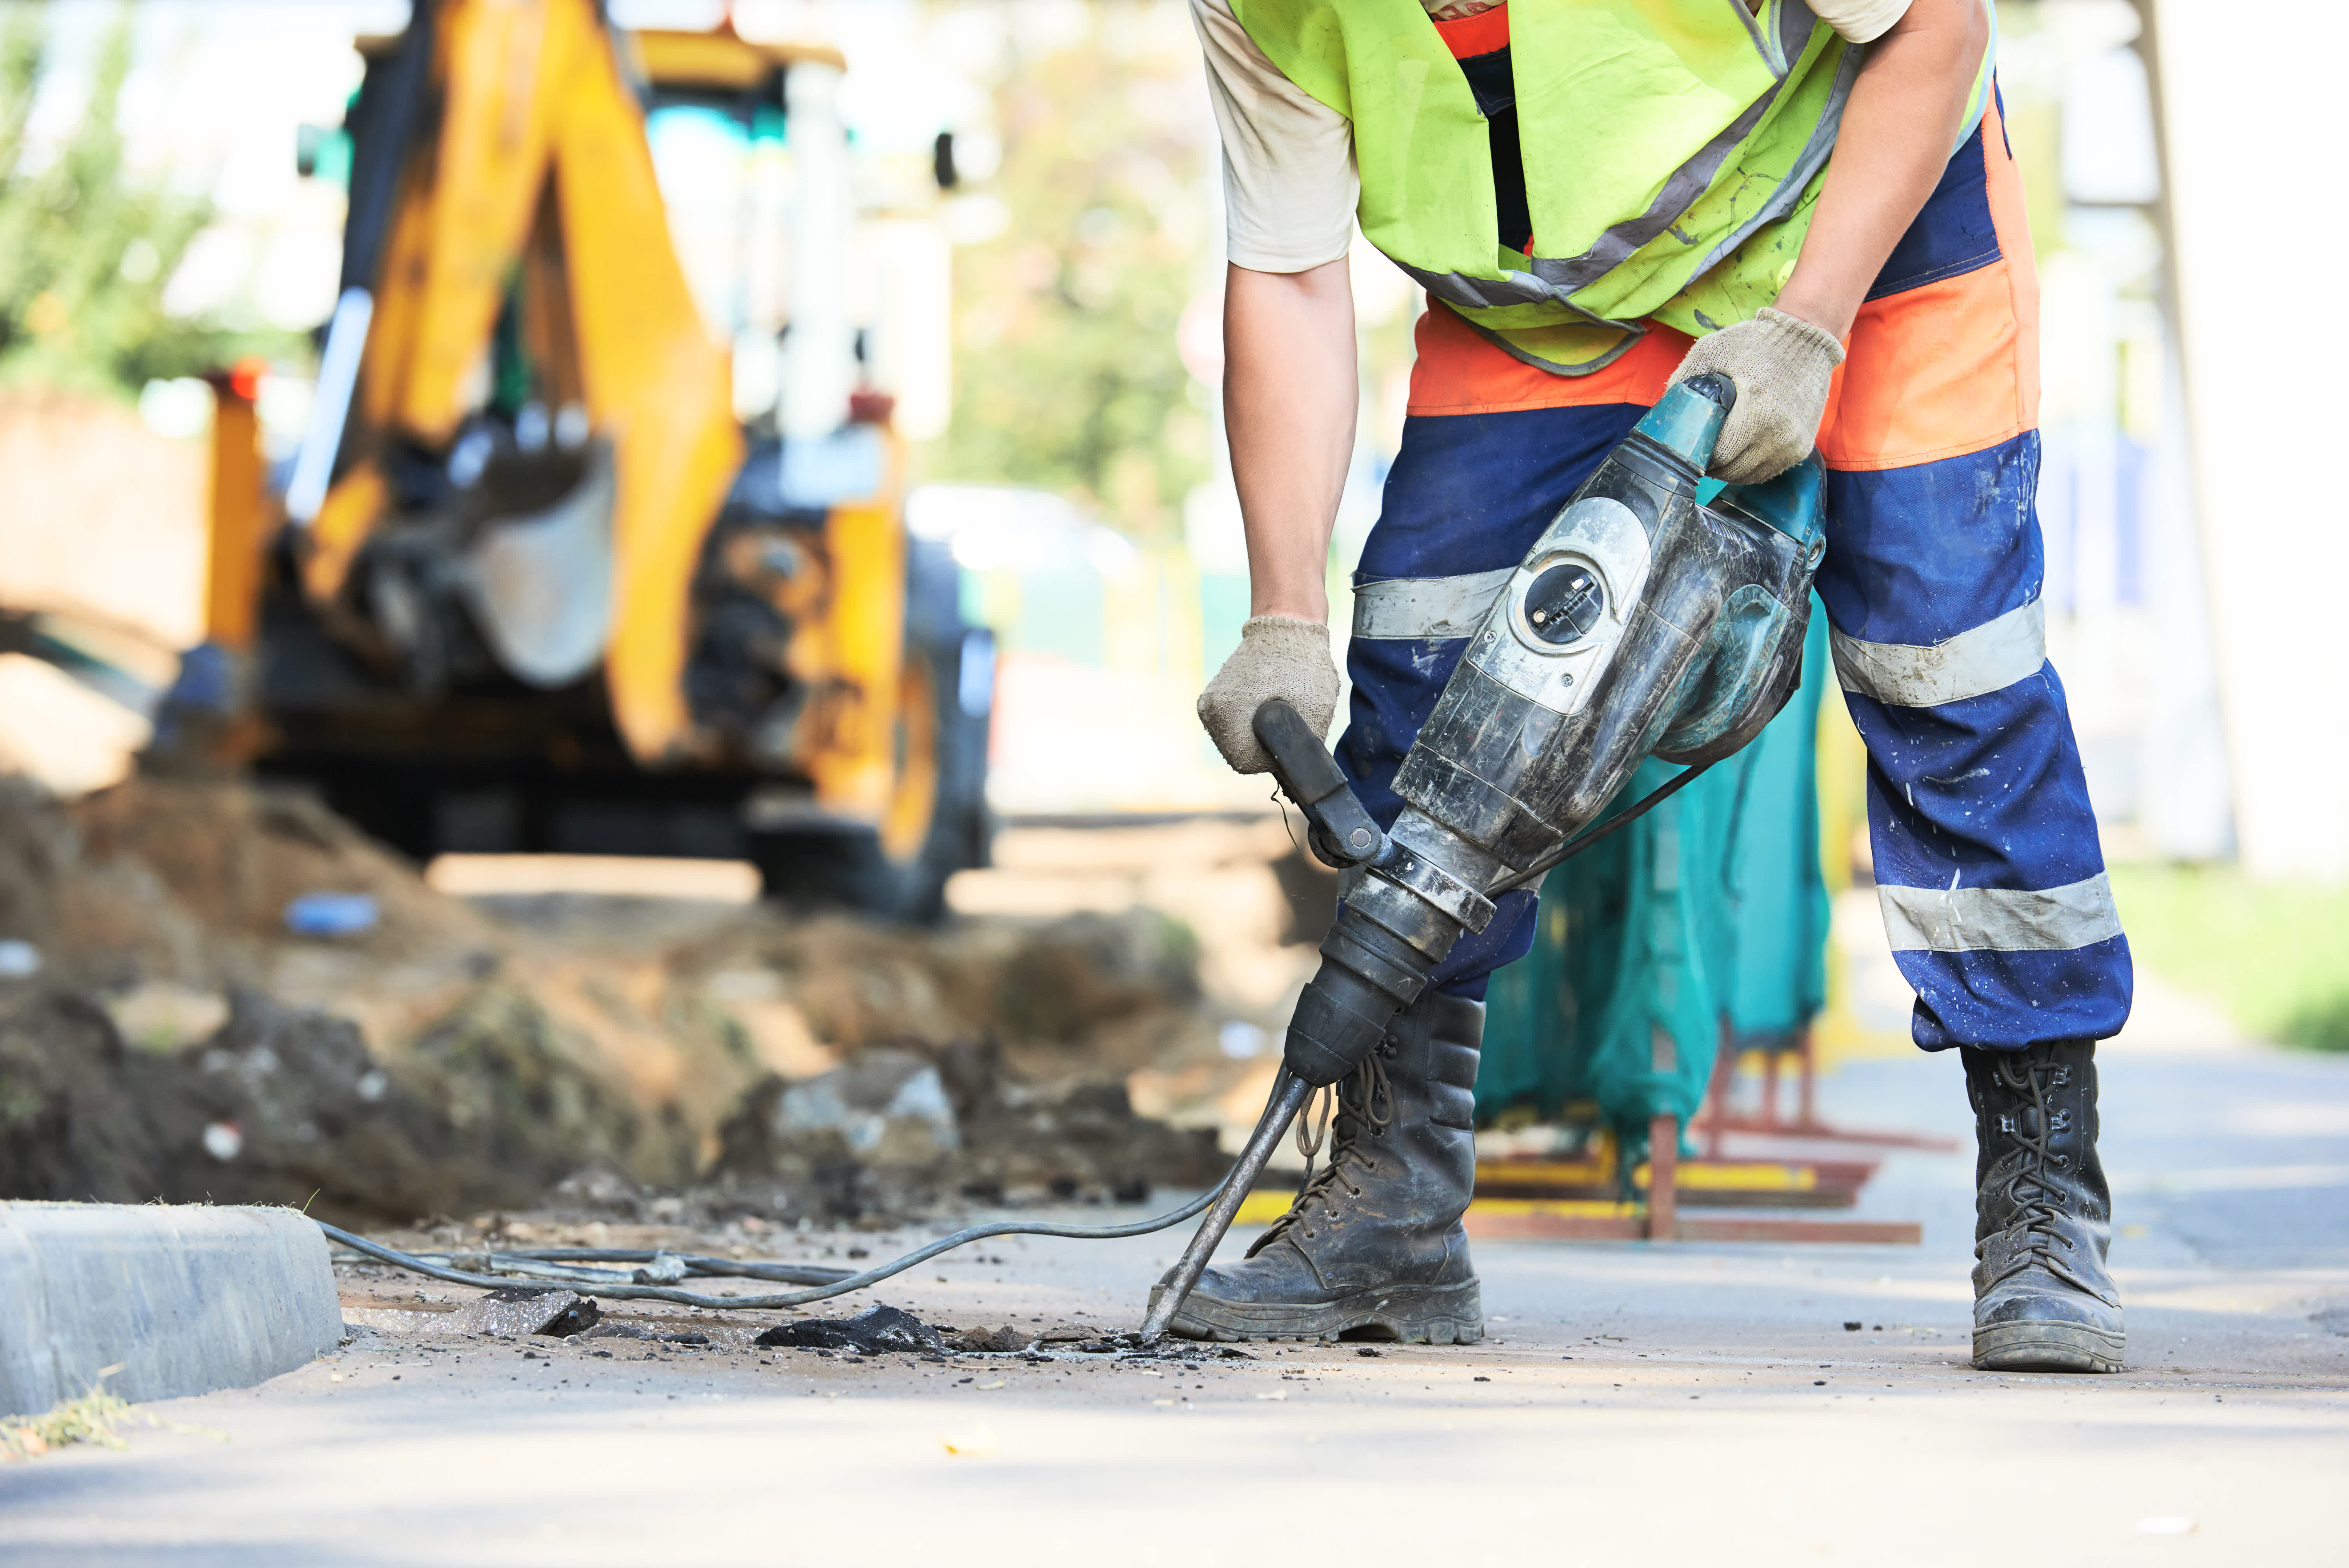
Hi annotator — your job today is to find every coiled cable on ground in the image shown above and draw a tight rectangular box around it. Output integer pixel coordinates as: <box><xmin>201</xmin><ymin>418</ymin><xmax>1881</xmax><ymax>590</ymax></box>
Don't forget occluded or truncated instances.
<box><xmin>315</xmin><ymin>1070</ymin><xmax>1295</xmax><ymax>1313</ymax></box>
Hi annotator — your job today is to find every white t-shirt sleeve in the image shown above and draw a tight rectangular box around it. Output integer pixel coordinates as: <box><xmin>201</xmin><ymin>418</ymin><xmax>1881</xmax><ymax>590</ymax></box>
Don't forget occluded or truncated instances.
<box><xmin>1810</xmin><ymin>0</ymin><xmax>1912</xmax><ymax>45</ymax></box>
<box><xmin>1190</xmin><ymin>0</ymin><xmax>1359</xmax><ymax>273</ymax></box>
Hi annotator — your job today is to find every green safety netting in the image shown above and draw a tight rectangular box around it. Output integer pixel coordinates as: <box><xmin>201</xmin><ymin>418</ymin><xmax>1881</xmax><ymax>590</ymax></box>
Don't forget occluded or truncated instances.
<box><xmin>1478</xmin><ymin>605</ymin><xmax>1832</xmax><ymax>1164</ymax></box>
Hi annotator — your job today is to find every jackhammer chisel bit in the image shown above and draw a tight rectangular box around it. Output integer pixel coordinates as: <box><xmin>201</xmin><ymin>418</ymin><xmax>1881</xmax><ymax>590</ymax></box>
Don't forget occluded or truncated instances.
<box><xmin>1138</xmin><ymin>697</ymin><xmax>1408</xmax><ymax>1344</ymax></box>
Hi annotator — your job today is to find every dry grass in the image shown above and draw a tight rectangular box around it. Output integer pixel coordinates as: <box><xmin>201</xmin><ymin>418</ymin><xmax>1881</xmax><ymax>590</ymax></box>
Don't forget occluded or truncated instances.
<box><xmin>1</xmin><ymin>1372</ymin><xmax>133</xmax><ymax>1461</ymax></box>
<box><xmin>0</xmin><ymin>1368</ymin><xmax>226</xmax><ymax>1462</ymax></box>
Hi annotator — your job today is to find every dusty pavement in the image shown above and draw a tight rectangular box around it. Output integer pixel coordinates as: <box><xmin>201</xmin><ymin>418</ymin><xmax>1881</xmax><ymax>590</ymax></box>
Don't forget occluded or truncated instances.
<box><xmin>3</xmin><ymin>1038</ymin><xmax>2346</xmax><ymax>1565</ymax></box>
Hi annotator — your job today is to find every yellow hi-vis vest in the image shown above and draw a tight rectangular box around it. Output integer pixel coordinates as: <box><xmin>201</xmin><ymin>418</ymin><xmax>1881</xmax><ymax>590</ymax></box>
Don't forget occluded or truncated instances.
<box><xmin>1232</xmin><ymin>1</ymin><xmax>1976</xmax><ymax>374</ymax></box>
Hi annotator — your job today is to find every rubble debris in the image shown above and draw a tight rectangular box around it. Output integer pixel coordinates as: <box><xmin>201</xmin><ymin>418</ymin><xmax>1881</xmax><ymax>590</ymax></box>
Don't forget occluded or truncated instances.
<box><xmin>754</xmin><ymin>1304</ymin><xmax>944</xmax><ymax>1355</ymax></box>
<box><xmin>0</xmin><ymin>985</ymin><xmax>529</xmax><ymax>1220</ymax></box>
<box><xmin>708</xmin><ymin>1067</ymin><xmax>1227</xmax><ymax>1220</ymax></box>
<box><xmin>398</xmin><ymin>983</ymin><xmax>656</xmax><ymax>1187</ymax></box>
<box><xmin>447</xmin><ymin>1288</ymin><xmax>601</xmax><ymax>1339</ymax></box>
<box><xmin>954</xmin><ymin>1079</ymin><xmax>1224</xmax><ymax>1206</ymax></box>
<box><xmin>708</xmin><ymin>1048</ymin><xmax>963</xmax><ymax>1220</ymax></box>
<box><xmin>773</xmin><ymin>1048</ymin><xmax>962</xmax><ymax>1162</ymax></box>
<box><xmin>541</xmin><ymin>1163</ymin><xmax>649</xmax><ymax>1220</ymax></box>
<box><xmin>1064</xmin><ymin>1333</ymin><xmax>1259</xmax><ymax>1359</ymax></box>
<box><xmin>577</xmin><ymin>1323</ymin><xmax>710</xmax><ymax>1346</ymax></box>
<box><xmin>952</xmin><ymin>1325</ymin><xmax>1034</xmax><ymax>1354</ymax></box>
<box><xmin>1104</xmin><ymin>1335</ymin><xmax>1253</xmax><ymax>1362</ymax></box>
<box><xmin>1</xmin><ymin>775</ymin><xmax>1247</xmax><ymax>1229</ymax></box>
<box><xmin>144</xmin><ymin>988</ymin><xmax>536</xmax><ymax>1221</ymax></box>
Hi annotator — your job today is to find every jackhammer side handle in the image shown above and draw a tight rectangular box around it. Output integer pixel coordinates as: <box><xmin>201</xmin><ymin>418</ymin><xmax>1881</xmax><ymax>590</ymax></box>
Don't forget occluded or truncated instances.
<box><xmin>1254</xmin><ymin>699</ymin><xmax>1386</xmax><ymax>868</ymax></box>
<box><xmin>1138</xmin><ymin>1071</ymin><xmax>1314</xmax><ymax>1345</ymax></box>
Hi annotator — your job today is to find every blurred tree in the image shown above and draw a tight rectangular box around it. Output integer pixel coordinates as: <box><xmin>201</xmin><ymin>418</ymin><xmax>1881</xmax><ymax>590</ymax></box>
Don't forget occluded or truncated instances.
<box><xmin>938</xmin><ymin>13</ymin><xmax>1209</xmax><ymax>540</ymax></box>
<box><xmin>0</xmin><ymin>3</ymin><xmax>282</xmax><ymax>399</ymax></box>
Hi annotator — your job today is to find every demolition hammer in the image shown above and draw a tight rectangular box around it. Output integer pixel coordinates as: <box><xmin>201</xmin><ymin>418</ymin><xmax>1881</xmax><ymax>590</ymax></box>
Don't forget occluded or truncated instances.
<box><xmin>1138</xmin><ymin>372</ymin><xmax>1827</xmax><ymax>1342</ymax></box>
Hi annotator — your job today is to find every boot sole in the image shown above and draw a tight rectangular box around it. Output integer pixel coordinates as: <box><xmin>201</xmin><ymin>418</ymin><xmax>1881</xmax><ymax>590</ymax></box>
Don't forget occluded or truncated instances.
<box><xmin>1148</xmin><ymin>1279</ymin><xmax>1483</xmax><ymax>1345</ymax></box>
<box><xmin>1973</xmin><ymin>1321</ymin><xmax>2126</xmax><ymax>1373</ymax></box>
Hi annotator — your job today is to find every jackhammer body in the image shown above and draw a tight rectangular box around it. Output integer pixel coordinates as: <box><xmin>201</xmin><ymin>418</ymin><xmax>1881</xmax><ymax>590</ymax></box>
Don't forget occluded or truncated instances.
<box><xmin>1141</xmin><ymin>372</ymin><xmax>1828</xmax><ymax>1341</ymax></box>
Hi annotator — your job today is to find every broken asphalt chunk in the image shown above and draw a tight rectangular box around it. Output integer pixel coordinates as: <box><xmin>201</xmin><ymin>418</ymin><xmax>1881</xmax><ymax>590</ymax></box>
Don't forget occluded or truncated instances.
<box><xmin>754</xmin><ymin>1304</ymin><xmax>944</xmax><ymax>1355</ymax></box>
<box><xmin>449</xmin><ymin>1287</ymin><xmax>601</xmax><ymax>1339</ymax></box>
<box><xmin>579</xmin><ymin>1323</ymin><xmax>651</xmax><ymax>1341</ymax></box>
<box><xmin>1112</xmin><ymin>1335</ymin><xmax>1252</xmax><ymax>1361</ymax></box>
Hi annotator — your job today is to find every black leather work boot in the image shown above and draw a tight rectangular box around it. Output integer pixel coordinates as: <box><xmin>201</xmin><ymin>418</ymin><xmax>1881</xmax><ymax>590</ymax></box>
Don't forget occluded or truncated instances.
<box><xmin>1965</xmin><ymin>1040</ymin><xmax>2126</xmax><ymax>1372</ymax></box>
<box><xmin>1151</xmin><ymin>991</ymin><xmax>1484</xmax><ymax>1344</ymax></box>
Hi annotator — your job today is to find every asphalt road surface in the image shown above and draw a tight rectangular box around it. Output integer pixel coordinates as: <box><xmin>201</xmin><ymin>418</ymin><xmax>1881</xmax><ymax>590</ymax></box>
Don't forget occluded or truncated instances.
<box><xmin>4</xmin><ymin>1039</ymin><xmax>2344</xmax><ymax>1566</ymax></box>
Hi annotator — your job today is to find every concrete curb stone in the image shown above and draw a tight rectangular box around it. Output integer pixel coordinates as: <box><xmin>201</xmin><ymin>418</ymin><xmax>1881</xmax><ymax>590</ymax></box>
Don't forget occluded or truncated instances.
<box><xmin>0</xmin><ymin>1201</ymin><xmax>343</xmax><ymax>1419</ymax></box>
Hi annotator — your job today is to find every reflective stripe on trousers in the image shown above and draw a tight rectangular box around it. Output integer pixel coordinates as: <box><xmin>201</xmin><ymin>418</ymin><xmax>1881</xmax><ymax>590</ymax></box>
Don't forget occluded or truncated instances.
<box><xmin>1815</xmin><ymin>433</ymin><xmax>2130</xmax><ymax>1048</ymax></box>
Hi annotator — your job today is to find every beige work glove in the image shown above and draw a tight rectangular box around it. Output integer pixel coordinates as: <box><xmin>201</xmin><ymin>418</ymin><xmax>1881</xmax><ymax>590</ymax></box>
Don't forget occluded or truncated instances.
<box><xmin>1197</xmin><ymin>615</ymin><xmax>1342</xmax><ymax>775</ymax></box>
<box><xmin>1665</xmin><ymin>307</ymin><xmax>1844</xmax><ymax>485</ymax></box>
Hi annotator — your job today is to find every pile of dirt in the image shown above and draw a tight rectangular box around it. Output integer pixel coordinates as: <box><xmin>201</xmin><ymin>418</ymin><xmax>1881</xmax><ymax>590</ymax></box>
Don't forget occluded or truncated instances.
<box><xmin>0</xmin><ymin>986</ymin><xmax>552</xmax><ymax>1222</ymax></box>
<box><xmin>2</xmin><ymin>775</ymin><xmax>503</xmax><ymax>989</ymax></box>
<box><xmin>0</xmin><ymin>991</ymin><xmax>167</xmax><ymax>1205</ymax></box>
<box><xmin>0</xmin><ymin>775</ymin><xmax>1236</xmax><ymax>1225</ymax></box>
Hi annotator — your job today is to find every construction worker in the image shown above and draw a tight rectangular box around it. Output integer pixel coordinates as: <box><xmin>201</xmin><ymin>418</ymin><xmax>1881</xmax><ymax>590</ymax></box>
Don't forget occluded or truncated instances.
<box><xmin>1187</xmin><ymin>0</ymin><xmax>2132</xmax><ymax>1373</ymax></box>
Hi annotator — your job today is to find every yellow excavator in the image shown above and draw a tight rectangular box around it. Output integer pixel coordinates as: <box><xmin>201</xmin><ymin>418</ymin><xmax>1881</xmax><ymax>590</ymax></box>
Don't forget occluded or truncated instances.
<box><xmin>183</xmin><ymin>0</ymin><xmax>989</xmax><ymax>918</ymax></box>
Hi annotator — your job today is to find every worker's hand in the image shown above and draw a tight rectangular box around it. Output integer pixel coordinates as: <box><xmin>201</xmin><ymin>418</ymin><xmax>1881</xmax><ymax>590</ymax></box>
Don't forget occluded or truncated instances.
<box><xmin>1665</xmin><ymin>307</ymin><xmax>1844</xmax><ymax>485</ymax></box>
<box><xmin>1197</xmin><ymin>615</ymin><xmax>1341</xmax><ymax>775</ymax></box>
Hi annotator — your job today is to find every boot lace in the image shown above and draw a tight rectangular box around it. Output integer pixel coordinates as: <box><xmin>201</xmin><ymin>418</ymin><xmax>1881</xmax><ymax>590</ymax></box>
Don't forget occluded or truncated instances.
<box><xmin>1984</xmin><ymin>1053</ymin><xmax>2076</xmax><ymax>1285</ymax></box>
<box><xmin>1248</xmin><ymin>1051</ymin><xmax>1393</xmax><ymax>1255</ymax></box>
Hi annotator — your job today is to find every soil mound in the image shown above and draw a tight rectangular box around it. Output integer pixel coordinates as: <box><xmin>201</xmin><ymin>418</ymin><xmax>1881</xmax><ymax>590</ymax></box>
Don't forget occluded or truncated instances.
<box><xmin>0</xmin><ymin>990</ymin><xmax>167</xmax><ymax>1203</ymax></box>
<box><xmin>1</xmin><ymin>777</ymin><xmax>1236</xmax><ymax>1226</ymax></box>
<box><xmin>0</xmin><ymin>986</ymin><xmax>534</xmax><ymax>1222</ymax></box>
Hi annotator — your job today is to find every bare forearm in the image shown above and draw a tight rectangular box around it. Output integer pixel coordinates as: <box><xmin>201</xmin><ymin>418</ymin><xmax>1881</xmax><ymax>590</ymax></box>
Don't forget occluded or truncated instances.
<box><xmin>1223</xmin><ymin>260</ymin><xmax>1356</xmax><ymax>623</ymax></box>
<box><xmin>1774</xmin><ymin>0</ymin><xmax>1989</xmax><ymax>340</ymax></box>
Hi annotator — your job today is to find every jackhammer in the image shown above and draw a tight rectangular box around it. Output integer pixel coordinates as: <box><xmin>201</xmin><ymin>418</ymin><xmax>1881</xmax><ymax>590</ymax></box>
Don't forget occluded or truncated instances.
<box><xmin>324</xmin><ymin>372</ymin><xmax>1828</xmax><ymax>1342</ymax></box>
<box><xmin>1139</xmin><ymin>370</ymin><xmax>1825</xmax><ymax>1341</ymax></box>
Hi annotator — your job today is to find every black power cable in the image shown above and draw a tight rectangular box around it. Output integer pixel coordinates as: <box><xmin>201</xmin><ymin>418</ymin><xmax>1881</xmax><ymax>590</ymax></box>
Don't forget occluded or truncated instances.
<box><xmin>316</xmin><ymin>1072</ymin><xmax>1298</xmax><ymax>1312</ymax></box>
<box><xmin>1486</xmin><ymin>758</ymin><xmax>1719</xmax><ymax>896</ymax></box>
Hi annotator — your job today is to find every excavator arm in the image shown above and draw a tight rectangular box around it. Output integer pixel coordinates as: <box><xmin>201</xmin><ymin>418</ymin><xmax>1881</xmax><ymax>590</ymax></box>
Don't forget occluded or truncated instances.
<box><xmin>299</xmin><ymin>0</ymin><xmax>740</xmax><ymax>763</ymax></box>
